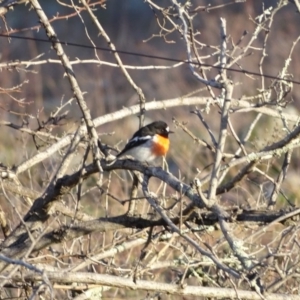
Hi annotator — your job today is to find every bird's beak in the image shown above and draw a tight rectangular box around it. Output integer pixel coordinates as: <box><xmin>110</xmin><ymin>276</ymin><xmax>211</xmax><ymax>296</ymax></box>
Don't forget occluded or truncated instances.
<box><xmin>169</xmin><ymin>130</ymin><xmax>174</xmax><ymax>134</ymax></box>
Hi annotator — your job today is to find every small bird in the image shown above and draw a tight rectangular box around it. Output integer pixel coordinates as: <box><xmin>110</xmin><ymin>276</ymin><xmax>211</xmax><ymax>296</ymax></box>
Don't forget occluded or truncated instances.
<box><xmin>117</xmin><ymin>121</ymin><xmax>173</xmax><ymax>163</ymax></box>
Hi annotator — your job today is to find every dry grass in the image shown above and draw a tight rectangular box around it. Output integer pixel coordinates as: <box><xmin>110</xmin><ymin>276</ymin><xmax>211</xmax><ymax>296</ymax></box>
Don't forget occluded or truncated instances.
<box><xmin>1</xmin><ymin>1</ymin><xmax>300</xmax><ymax>299</ymax></box>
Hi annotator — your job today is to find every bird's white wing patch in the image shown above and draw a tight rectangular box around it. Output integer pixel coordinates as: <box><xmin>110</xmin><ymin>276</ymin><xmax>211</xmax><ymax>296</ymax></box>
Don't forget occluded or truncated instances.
<box><xmin>130</xmin><ymin>135</ymin><xmax>151</xmax><ymax>143</ymax></box>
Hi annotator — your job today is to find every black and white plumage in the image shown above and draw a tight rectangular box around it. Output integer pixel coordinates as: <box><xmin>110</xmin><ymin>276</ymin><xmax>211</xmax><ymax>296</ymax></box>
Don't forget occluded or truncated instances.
<box><xmin>117</xmin><ymin>121</ymin><xmax>172</xmax><ymax>162</ymax></box>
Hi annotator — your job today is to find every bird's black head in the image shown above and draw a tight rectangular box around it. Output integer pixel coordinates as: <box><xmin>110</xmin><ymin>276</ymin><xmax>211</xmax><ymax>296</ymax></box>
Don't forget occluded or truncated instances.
<box><xmin>133</xmin><ymin>121</ymin><xmax>173</xmax><ymax>138</ymax></box>
<box><xmin>147</xmin><ymin>121</ymin><xmax>173</xmax><ymax>137</ymax></box>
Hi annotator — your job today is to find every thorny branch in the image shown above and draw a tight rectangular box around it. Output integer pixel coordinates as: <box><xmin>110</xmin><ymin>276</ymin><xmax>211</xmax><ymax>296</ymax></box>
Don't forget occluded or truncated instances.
<box><xmin>0</xmin><ymin>0</ymin><xmax>300</xmax><ymax>298</ymax></box>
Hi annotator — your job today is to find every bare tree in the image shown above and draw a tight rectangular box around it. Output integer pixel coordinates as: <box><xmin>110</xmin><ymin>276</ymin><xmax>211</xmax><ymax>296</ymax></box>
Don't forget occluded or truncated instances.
<box><xmin>1</xmin><ymin>0</ymin><xmax>300</xmax><ymax>299</ymax></box>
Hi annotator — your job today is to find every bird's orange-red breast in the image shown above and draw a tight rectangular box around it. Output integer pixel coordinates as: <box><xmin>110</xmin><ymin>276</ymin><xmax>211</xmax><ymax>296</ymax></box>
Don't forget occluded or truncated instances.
<box><xmin>117</xmin><ymin>121</ymin><xmax>173</xmax><ymax>162</ymax></box>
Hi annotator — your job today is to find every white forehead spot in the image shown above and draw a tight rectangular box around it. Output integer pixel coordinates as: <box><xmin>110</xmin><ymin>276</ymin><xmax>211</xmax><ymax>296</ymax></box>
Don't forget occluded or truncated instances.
<box><xmin>166</xmin><ymin>126</ymin><xmax>169</xmax><ymax>132</ymax></box>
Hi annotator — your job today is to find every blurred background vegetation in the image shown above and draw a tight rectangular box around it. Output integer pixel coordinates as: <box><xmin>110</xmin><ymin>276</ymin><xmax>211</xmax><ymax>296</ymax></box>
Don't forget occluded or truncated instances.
<box><xmin>1</xmin><ymin>0</ymin><xmax>300</xmax><ymax>211</ymax></box>
<box><xmin>1</xmin><ymin>1</ymin><xmax>300</xmax><ymax>298</ymax></box>
<box><xmin>1</xmin><ymin>0</ymin><xmax>299</xmax><ymax>186</ymax></box>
